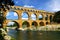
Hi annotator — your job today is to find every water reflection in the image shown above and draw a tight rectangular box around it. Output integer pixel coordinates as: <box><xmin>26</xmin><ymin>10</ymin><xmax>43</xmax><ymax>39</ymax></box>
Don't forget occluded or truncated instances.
<box><xmin>8</xmin><ymin>29</ymin><xmax>60</xmax><ymax>40</ymax></box>
<box><xmin>15</xmin><ymin>31</ymin><xmax>24</xmax><ymax>40</ymax></box>
<box><xmin>24</xmin><ymin>31</ymin><xmax>33</xmax><ymax>40</ymax></box>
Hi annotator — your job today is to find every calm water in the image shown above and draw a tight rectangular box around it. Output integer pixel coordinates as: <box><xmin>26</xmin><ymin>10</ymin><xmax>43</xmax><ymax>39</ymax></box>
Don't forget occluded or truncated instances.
<box><xmin>8</xmin><ymin>29</ymin><xmax>60</xmax><ymax>40</ymax></box>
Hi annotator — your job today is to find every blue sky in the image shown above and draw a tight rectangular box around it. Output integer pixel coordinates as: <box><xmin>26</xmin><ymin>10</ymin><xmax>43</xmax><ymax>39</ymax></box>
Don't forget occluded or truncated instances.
<box><xmin>6</xmin><ymin>0</ymin><xmax>60</xmax><ymax>25</ymax></box>
<box><xmin>6</xmin><ymin>0</ymin><xmax>60</xmax><ymax>20</ymax></box>
<box><xmin>13</xmin><ymin>0</ymin><xmax>60</xmax><ymax>12</ymax></box>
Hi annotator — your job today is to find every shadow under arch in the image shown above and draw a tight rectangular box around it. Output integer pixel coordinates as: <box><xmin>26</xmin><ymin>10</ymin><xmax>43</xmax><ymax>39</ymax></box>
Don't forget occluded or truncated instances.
<box><xmin>6</xmin><ymin>11</ymin><xmax>18</xmax><ymax>20</ymax></box>
<box><xmin>46</xmin><ymin>22</ymin><xmax>49</xmax><ymax>25</ymax></box>
<box><xmin>22</xmin><ymin>21</ymin><xmax>30</xmax><ymax>28</ymax></box>
<box><xmin>22</xmin><ymin>12</ymin><xmax>29</xmax><ymax>20</ymax></box>
<box><xmin>45</xmin><ymin>15</ymin><xmax>48</xmax><ymax>20</ymax></box>
<box><xmin>39</xmin><ymin>22</ymin><xmax>44</xmax><ymax>26</ymax></box>
<box><xmin>32</xmin><ymin>21</ymin><xmax>38</xmax><ymax>28</ymax></box>
<box><xmin>50</xmin><ymin>15</ymin><xmax>53</xmax><ymax>22</ymax></box>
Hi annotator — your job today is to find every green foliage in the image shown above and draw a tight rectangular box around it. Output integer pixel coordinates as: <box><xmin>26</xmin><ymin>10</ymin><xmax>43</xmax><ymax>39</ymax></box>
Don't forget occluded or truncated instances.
<box><xmin>23</xmin><ymin>21</ymin><xmax>28</xmax><ymax>25</ymax></box>
<box><xmin>0</xmin><ymin>0</ymin><xmax>14</xmax><ymax>28</ymax></box>
<box><xmin>53</xmin><ymin>11</ymin><xmax>60</xmax><ymax>23</ymax></box>
<box><xmin>11</xmin><ymin>37</ymin><xmax>15</xmax><ymax>40</ymax></box>
<box><xmin>0</xmin><ymin>29</ymin><xmax>5</xmax><ymax>40</ymax></box>
<box><xmin>0</xmin><ymin>0</ymin><xmax>14</xmax><ymax>11</ymax></box>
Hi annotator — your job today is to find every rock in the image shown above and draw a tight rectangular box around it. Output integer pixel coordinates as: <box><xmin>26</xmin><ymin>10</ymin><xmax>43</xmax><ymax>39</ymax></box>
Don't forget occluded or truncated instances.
<box><xmin>0</xmin><ymin>28</ymin><xmax>12</xmax><ymax>40</ymax></box>
<box><xmin>4</xmin><ymin>35</ymin><xmax>11</xmax><ymax>40</ymax></box>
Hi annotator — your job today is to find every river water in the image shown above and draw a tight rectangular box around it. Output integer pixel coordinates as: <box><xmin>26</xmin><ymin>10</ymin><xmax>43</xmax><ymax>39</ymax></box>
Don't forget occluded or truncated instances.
<box><xmin>8</xmin><ymin>29</ymin><xmax>60</xmax><ymax>40</ymax></box>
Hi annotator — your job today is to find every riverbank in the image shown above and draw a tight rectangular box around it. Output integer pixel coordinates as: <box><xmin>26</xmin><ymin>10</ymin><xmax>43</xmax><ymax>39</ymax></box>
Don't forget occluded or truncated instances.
<box><xmin>6</xmin><ymin>24</ymin><xmax>60</xmax><ymax>31</ymax></box>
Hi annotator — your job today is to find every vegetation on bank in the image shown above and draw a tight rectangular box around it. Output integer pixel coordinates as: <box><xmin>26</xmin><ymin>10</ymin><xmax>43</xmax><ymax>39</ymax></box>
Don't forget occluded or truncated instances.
<box><xmin>0</xmin><ymin>0</ymin><xmax>14</xmax><ymax>28</ymax></box>
<box><xmin>53</xmin><ymin>11</ymin><xmax>60</xmax><ymax>23</ymax></box>
<box><xmin>0</xmin><ymin>0</ymin><xmax>15</xmax><ymax>39</ymax></box>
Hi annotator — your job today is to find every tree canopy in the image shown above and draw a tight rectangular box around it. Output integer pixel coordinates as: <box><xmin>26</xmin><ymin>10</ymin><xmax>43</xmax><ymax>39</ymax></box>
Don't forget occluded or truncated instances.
<box><xmin>53</xmin><ymin>11</ymin><xmax>60</xmax><ymax>23</ymax></box>
<box><xmin>0</xmin><ymin>0</ymin><xmax>14</xmax><ymax>10</ymax></box>
<box><xmin>0</xmin><ymin>0</ymin><xmax>14</xmax><ymax>28</ymax></box>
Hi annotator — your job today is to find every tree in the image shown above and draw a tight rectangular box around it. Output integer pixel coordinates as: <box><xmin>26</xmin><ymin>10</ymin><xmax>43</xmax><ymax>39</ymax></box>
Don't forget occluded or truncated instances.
<box><xmin>53</xmin><ymin>11</ymin><xmax>60</xmax><ymax>23</ymax></box>
<box><xmin>0</xmin><ymin>0</ymin><xmax>14</xmax><ymax>11</ymax></box>
<box><xmin>0</xmin><ymin>0</ymin><xmax>14</xmax><ymax>28</ymax></box>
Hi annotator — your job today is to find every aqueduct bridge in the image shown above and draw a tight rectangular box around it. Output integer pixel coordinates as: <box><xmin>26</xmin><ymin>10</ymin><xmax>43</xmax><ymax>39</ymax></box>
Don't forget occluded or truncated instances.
<box><xmin>2</xmin><ymin>6</ymin><xmax>54</xmax><ymax>29</ymax></box>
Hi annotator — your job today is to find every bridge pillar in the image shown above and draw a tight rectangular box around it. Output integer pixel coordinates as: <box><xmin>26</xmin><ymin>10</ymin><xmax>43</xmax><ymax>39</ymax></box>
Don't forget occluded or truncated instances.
<box><xmin>17</xmin><ymin>11</ymin><xmax>22</xmax><ymax>20</ymax></box>
<box><xmin>36</xmin><ymin>13</ymin><xmax>39</xmax><ymax>20</ymax></box>
<box><xmin>28</xmin><ymin>12</ymin><xmax>31</xmax><ymax>20</ymax></box>
<box><xmin>29</xmin><ymin>22</ymin><xmax>32</xmax><ymax>30</ymax></box>
<box><xmin>18</xmin><ymin>20</ymin><xmax>22</xmax><ymax>28</ymax></box>
<box><xmin>43</xmin><ymin>13</ymin><xmax>45</xmax><ymax>20</ymax></box>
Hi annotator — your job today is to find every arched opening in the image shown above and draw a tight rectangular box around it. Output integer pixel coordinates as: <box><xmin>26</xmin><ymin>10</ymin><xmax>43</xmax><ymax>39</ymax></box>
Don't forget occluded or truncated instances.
<box><xmin>22</xmin><ymin>21</ymin><xmax>30</xmax><ymax>28</ymax></box>
<box><xmin>39</xmin><ymin>22</ymin><xmax>44</xmax><ymax>26</ymax></box>
<box><xmin>32</xmin><ymin>21</ymin><xmax>38</xmax><ymax>28</ymax></box>
<box><xmin>50</xmin><ymin>15</ymin><xmax>53</xmax><ymax>22</ymax></box>
<box><xmin>31</xmin><ymin>13</ymin><xmax>36</xmax><ymax>20</ymax></box>
<box><xmin>22</xmin><ymin>12</ymin><xmax>28</xmax><ymax>20</ymax></box>
<box><xmin>46</xmin><ymin>22</ymin><xmax>49</xmax><ymax>25</ymax></box>
<box><xmin>6</xmin><ymin>11</ymin><xmax>18</xmax><ymax>20</ymax></box>
<box><xmin>6</xmin><ymin>21</ymin><xmax>19</xmax><ymax>29</ymax></box>
<box><xmin>45</xmin><ymin>15</ymin><xmax>48</xmax><ymax>20</ymax></box>
<box><xmin>38</xmin><ymin>14</ymin><xmax>43</xmax><ymax>20</ymax></box>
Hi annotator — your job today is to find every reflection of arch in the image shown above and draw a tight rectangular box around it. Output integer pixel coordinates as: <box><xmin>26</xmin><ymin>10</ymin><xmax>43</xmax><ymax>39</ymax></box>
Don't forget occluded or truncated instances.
<box><xmin>6</xmin><ymin>11</ymin><xmax>18</xmax><ymax>20</ymax></box>
<box><xmin>7</xmin><ymin>21</ymin><xmax>19</xmax><ymax>28</ymax></box>
<box><xmin>22</xmin><ymin>12</ymin><xmax>29</xmax><ymax>20</ymax></box>
<box><xmin>31</xmin><ymin>13</ymin><xmax>37</xmax><ymax>20</ymax></box>
<box><xmin>46</xmin><ymin>22</ymin><xmax>49</xmax><ymax>25</ymax></box>
<box><xmin>38</xmin><ymin>14</ymin><xmax>43</xmax><ymax>20</ymax></box>
<box><xmin>32</xmin><ymin>21</ymin><xmax>38</xmax><ymax>27</ymax></box>
<box><xmin>39</xmin><ymin>22</ymin><xmax>44</xmax><ymax>26</ymax></box>
<box><xmin>22</xmin><ymin>21</ymin><xmax>30</xmax><ymax>28</ymax></box>
<box><xmin>45</xmin><ymin>15</ymin><xmax>48</xmax><ymax>20</ymax></box>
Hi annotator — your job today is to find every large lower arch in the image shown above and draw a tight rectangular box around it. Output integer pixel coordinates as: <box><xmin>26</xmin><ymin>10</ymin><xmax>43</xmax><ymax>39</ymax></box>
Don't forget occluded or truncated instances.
<box><xmin>6</xmin><ymin>21</ymin><xmax>19</xmax><ymax>29</ymax></box>
<box><xmin>6</xmin><ymin>11</ymin><xmax>18</xmax><ymax>20</ymax></box>
<box><xmin>22</xmin><ymin>21</ymin><xmax>30</xmax><ymax>28</ymax></box>
<box><xmin>32</xmin><ymin>21</ymin><xmax>38</xmax><ymax>28</ymax></box>
<box><xmin>39</xmin><ymin>22</ymin><xmax>44</xmax><ymax>26</ymax></box>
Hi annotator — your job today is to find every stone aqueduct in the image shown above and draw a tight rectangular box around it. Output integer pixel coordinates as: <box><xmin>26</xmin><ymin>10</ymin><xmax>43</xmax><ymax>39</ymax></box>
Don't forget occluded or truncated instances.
<box><xmin>3</xmin><ymin>6</ymin><xmax>54</xmax><ymax>29</ymax></box>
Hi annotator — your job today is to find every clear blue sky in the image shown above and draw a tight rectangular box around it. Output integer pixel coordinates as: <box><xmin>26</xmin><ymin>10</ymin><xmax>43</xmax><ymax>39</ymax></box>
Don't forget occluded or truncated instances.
<box><xmin>6</xmin><ymin>0</ymin><xmax>60</xmax><ymax>20</ymax></box>
<box><xmin>13</xmin><ymin>0</ymin><xmax>60</xmax><ymax>12</ymax></box>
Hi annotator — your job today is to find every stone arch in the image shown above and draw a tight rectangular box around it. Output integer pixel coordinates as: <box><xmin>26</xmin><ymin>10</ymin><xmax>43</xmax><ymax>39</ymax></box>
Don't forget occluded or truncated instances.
<box><xmin>6</xmin><ymin>21</ymin><xmax>19</xmax><ymax>29</ymax></box>
<box><xmin>6</xmin><ymin>11</ymin><xmax>18</xmax><ymax>20</ymax></box>
<box><xmin>22</xmin><ymin>12</ymin><xmax>29</xmax><ymax>20</ymax></box>
<box><xmin>39</xmin><ymin>22</ymin><xmax>44</xmax><ymax>26</ymax></box>
<box><xmin>32</xmin><ymin>21</ymin><xmax>38</xmax><ymax>27</ymax></box>
<box><xmin>22</xmin><ymin>21</ymin><xmax>30</xmax><ymax>28</ymax></box>
<box><xmin>31</xmin><ymin>13</ymin><xmax>37</xmax><ymax>20</ymax></box>
<box><xmin>45</xmin><ymin>15</ymin><xmax>48</xmax><ymax>20</ymax></box>
<box><xmin>38</xmin><ymin>13</ymin><xmax>43</xmax><ymax>20</ymax></box>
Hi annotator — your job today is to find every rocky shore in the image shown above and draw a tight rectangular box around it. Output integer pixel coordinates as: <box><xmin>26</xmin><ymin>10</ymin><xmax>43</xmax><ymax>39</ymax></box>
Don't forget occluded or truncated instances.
<box><xmin>0</xmin><ymin>28</ymin><xmax>15</xmax><ymax>40</ymax></box>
